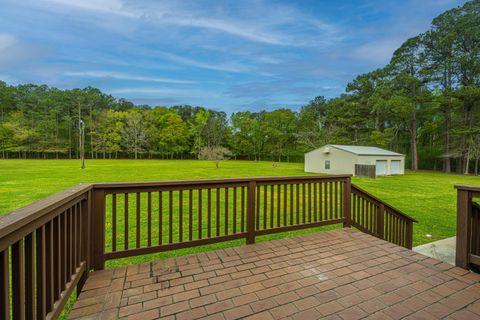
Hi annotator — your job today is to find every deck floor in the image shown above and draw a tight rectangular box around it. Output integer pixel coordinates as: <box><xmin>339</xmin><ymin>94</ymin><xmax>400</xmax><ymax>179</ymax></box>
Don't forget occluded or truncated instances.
<box><xmin>70</xmin><ymin>229</ymin><xmax>480</xmax><ymax>320</ymax></box>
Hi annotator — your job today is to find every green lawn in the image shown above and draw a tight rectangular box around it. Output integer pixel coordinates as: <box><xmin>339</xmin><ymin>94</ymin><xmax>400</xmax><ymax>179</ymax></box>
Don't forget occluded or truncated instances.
<box><xmin>1</xmin><ymin>159</ymin><xmax>479</xmax><ymax>253</ymax></box>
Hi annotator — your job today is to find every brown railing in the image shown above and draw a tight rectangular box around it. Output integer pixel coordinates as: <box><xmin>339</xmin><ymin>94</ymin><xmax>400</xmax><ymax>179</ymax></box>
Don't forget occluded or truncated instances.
<box><xmin>350</xmin><ymin>185</ymin><xmax>416</xmax><ymax>249</ymax></box>
<box><xmin>94</xmin><ymin>176</ymin><xmax>350</xmax><ymax>268</ymax></box>
<box><xmin>0</xmin><ymin>175</ymin><xmax>416</xmax><ymax>319</ymax></box>
<box><xmin>0</xmin><ymin>184</ymin><xmax>91</xmax><ymax>320</ymax></box>
<box><xmin>455</xmin><ymin>185</ymin><xmax>480</xmax><ymax>270</ymax></box>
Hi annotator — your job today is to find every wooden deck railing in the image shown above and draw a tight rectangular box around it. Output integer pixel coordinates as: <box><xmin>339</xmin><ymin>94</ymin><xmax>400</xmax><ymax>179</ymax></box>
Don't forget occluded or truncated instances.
<box><xmin>0</xmin><ymin>175</ymin><xmax>416</xmax><ymax>319</ymax></box>
<box><xmin>455</xmin><ymin>185</ymin><xmax>480</xmax><ymax>270</ymax></box>
<box><xmin>0</xmin><ymin>184</ymin><xmax>91</xmax><ymax>320</ymax></box>
<box><xmin>350</xmin><ymin>185</ymin><xmax>416</xmax><ymax>249</ymax></box>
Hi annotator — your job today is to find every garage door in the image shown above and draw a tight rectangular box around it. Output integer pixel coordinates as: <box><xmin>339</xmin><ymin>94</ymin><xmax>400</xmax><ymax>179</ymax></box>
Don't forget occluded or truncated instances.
<box><xmin>391</xmin><ymin>160</ymin><xmax>401</xmax><ymax>175</ymax></box>
<box><xmin>375</xmin><ymin>160</ymin><xmax>387</xmax><ymax>176</ymax></box>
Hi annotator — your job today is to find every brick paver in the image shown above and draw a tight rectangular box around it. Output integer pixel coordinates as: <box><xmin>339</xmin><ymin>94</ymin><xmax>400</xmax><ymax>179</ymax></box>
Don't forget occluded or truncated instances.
<box><xmin>70</xmin><ymin>228</ymin><xmax>480</xmax><ymax>319</ymax></box>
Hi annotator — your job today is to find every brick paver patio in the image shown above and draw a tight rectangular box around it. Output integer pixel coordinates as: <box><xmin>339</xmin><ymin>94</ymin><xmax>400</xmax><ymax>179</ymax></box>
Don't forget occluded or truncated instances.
<box><xmin>70</xmin><ymin>228</ymin><xmax>480</xmax><ymax>320</ymax></box>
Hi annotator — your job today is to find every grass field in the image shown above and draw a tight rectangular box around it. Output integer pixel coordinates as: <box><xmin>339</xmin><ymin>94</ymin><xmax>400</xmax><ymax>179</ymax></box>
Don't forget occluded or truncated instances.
<box><xmin>1</xmin><ymin>159</ymin><xmax>480</xmax><ymax>258</ymax></box>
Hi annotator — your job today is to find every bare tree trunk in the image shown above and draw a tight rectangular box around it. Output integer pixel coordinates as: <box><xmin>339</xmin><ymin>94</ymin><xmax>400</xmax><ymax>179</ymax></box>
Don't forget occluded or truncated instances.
<box><xmin>443</xmin><ymin>110</ymin><xmax>451</xmax><ymax>173</ymax></box>
<box><xmin>410</xmin><ymin>112</ymin><xmax>418</xmax><ymax>170</ymax></box>
<box><xmin>465</xmin><ymin>149</ymin><xmax>470</xmax><ymax>175</ymax></box>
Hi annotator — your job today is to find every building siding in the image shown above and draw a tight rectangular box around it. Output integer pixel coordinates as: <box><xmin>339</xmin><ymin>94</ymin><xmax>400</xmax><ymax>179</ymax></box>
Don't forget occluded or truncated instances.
<box><xmin>305</xmin><ymin>145</ymin><xmax>405</xmax><ymax>176</ymax></box>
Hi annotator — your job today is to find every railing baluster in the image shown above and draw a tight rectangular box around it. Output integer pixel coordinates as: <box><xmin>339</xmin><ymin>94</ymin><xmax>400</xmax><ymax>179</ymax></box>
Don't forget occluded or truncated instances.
<box><xmin>69</xmin><ymin>209</ymin><xmax>74</xmax><ymax>277</ymax></box>
<box><xmin>264</xmin><ymin>185</ymin><xmax>268</xmax><ymax>229</ymax></box>
<box><xmin>362</xmin><ymin>197</ymin><xmax>366</xmax><ymax>227</ymax></box>
<box><xmin>270</xmin><ymin>185</ymin><xmax>274</xmax><ymax>228</ymax></box>
<box><xmin>207</xmin><ymin>189</ymin><xmax>212</xmax><ymax>238</ymax></box>
<box><xmin>319</xmin><ymin>182</ymin><xmax>323</xmax><ymax>221</ymax></box>
<box><xmin>283</xmin><ymin>184</ymin><xmax>287</xmax><ymax>226</ymax></box>
<box><xmin>241</xmin><ymin>186</ymin><xmax>246</xmax><ymax>232</ymax></box>
<box><xmin>36</xmin><ymin>226</ymin><xmax>46</xmax><ymax>320</ymax></box>
<box><xmin>0</xmin><ymin>248</ymin><xmax>10</xmax><ymax>319</ymax></box>
<box><xmin>335</xmin><ymin>181</ymin><xmax>338</xmax><ymax>219</ymax></box>
<box><xmin>54</xmin><ymin>216</ymin><xmax>61</xmax><ymax>298</ymax></box>
<box><xmin>25</xmin><ymin>233</ymin><xmax>35</xmax><ymax>320</ymax></box>
<box><xmin>216</xmin><ymin>188</ymin><xmax>220</xmax><ymax>236</ymax></box>
<box><xmin>125</xmin><ymin>193</ymin><xmax>129</xmax><ymax>249</ymax></box>
<box><xmin>179</xmin><ymin>190</ymin><xmax>183</xmax><ymax>243</ymax></box>
<box><xmin>73</xmin><ymin>204</ymin><xmax>78</xmax><ymax>270</ymax></box>
<box><xmin>61</xmin><ymin>213</ymin><xmax>67</xmax><ymax>290</ymax></box>
<box><xmin>12</xmin><ymin>239</ymin><xmax>25</xmax><ymax>320</ymax></box>
<box><xmin>302</xmin><ymin>183</ymin><xmax>306</xmax><ymax>224</ymax></box>
<box><xmin>313</xmin><ymin>183</ymin><xmax>317</xmax><ymax>222</ymax></box>
<box><xmin>296</xmin><ymin>184</ymin><xmax>300</xmax><ymax>224</ymax></box>
<box><xmin>233</xmin><ymin>187</ymin><xmax>237</xmax><ymax>233</ymax></box>
<box><xmin>198</xmin><ymin>189</ymin><xmax>203</xmax><ymax>239</ymax></box>
<box><xmin>188</xmin><ymin>190</ymin><xmax>192</xmax><ymax>241</ymax></box>
<box><xmin>340</xmin><ymin>182</ymin><xmax>344</xmax><ymax>218</ymax></box>
<box><xmin>277</xmin><ymin>184</ymin><xmax>281</xmax><ymax>227</ymax></box>
<box><xmin>308</xmin><ymin>183</ymin><xmax>312</xmax><ymax>223</ymax></box>
<box><xmin>0</xmin><ymin>249</ymin><xmax>9</xmax><ymax>320</ymax></box>
<box><xmin>136</xmin><ymin>192</ymin><xmax>141</xmax><ymax>248</ymax></box>
<box><xmin>246</xmin><ymin>181</ymin><xmax>256</xmax><ymax>244</ymax></box>
<box><xmin>225</xmin><ymin>188</ymin><xmax>229</xmax><ymax>235</ymax></box>
<box><xmin>77</xmin><ymin>203</ymin><xmax>81</xmax><ymax>266</ymax></box>
<box><xmin>158</xmin><ymin>191</ymin><xmax>162</xmax><ymax>245</ymax></box>
<box><xmin>148</xmin><ymin>192</ymin><xmax>152</xmax><ymax>246</ymax></box>
<box><xmin>289</xmin><ymin>184</ymin><xmax>294</xmax><ymax>225</ymax></box>
<box><xmin>329</xmin><ymin>182</ymin><xmax>333</xmax><ymax>220</ymax></box>
<box><xmin>324</xmin><ymin>182</ymin><xmax>328</xmax><ymax>221</ymax></box>
<box><xmin>169</xmin><ymin>191</ymin><xmax>173</xmax><ymax>244</ymax></box>
<box><xmin>112</xmin><ymin>194</ymin><xmax>116</xmax><ymax>252</ymax></box>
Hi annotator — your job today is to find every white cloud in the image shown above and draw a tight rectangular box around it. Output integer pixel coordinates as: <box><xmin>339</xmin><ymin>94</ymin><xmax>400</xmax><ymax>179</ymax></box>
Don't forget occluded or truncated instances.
<box><xmin>40</xmin><ymin>0</ymin><xmax>140</xmax><ymax>18</ymax></box>
<box><xmin>350</xmin><ymin>38</ymin><xmax>404</xmax><ymax>65</ymax></box>
<box><xmin>0</xmin><ymin>33</ymin><xmax>46</xmax><ymax>67</ymax></box>
<box><xmin>0</xmin><ymin>33</ymin><xmax>17</xmax><ymax>52</ymax></box>
<box><xmin>158</xmin><ymin>52</ymin><xmax>252</xmax><ymax>73</ymax></box>
<box><xmin>37</xmin><ymin>0</ymin><xmax>341</xmax><ymax>47</ymax></box>
<box><xmin>109</xmin><ymin>87</ymin><xmax>220</xmax><ymax>99</ymax></box>
<box><xmin>63</xmin><ymin>70</ymin><xmax>195</xmax><ymax>84</ymax></box>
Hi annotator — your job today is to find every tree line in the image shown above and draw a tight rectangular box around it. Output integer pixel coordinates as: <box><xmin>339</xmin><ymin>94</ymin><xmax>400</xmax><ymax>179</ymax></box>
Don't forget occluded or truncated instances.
<box><xmin>0</xmin><ymin>0</ymin><xmax>479</xmax><ymax>173</ymax></box>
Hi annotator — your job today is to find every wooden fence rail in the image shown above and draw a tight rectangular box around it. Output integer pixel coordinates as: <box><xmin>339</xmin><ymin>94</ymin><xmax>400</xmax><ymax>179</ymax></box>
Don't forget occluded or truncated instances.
<box><xmin>354</xmin><ymin>164</ymin><xmax>376</xmax><ymax>179</ymax></box>
<box><xmin>350</xmin><ymin>185</ymin><xmax>415</xmax><ymax>249</ymax></box>
<box><xmin>455</xmin><ymin>185</ymin><xmax>480</xmax><ymax>270</ymax></box>
<box><xmin>0</xmin><ymin>176</ymin><xmax>416</xmax><ymax>319</ymax></box>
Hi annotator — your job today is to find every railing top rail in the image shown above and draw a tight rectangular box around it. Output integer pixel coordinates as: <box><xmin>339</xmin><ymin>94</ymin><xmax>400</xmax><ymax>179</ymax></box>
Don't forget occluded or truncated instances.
<box><xmin>0</xmin><ymin>183</ymin><xmax>93</xmax><ymax>239</ymax></box>
<box><xmin>91</xmin><ymin>175</ymin><xmax>352</xmax><ymax>189</ymax></box>
<box><xmin>455</xmin><ymin>185</ymin><xmax>480</xmax><ymax>193</ymax></box>
<box><xmin>0</xmin><ymin>175</ymin><xmax>351</xmax><ymax>239</ymax></box>
<box><xmin>351</xmin><ymin>184</ymin><xmax>418</xmax><ymax>223</ymax></box>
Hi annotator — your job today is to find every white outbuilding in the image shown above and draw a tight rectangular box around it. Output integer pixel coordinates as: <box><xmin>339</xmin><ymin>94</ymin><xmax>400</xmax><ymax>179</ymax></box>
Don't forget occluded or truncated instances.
<box><xmin>304</xmin><ymin>145</ymin><xmax>405</xmax><ymax>177</ymax></box>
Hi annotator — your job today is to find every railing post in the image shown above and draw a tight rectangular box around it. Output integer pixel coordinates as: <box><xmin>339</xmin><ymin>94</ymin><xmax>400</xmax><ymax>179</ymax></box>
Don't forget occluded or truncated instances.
<box><xmin>91</xmin><ymin>188</ymin><xmax>105</xmax><ymax>270</ymax></box>
<box><xmin>77</xmin><ymin>191</ymin><xmax>91</xmax><ymax>294</ymax></box>
<box><xmin>377</xmin><ymin>204</ymin><xmax>385</xmax><ymax>239</ymax></box>
<box><xmin>456</xmin><ymin>189</ymin><xmax>471</xmax><ymax>269</ymax></box>
<box><xmin>343</xmin><ymin>177</ymin><xmax>351</xmax><ymax>228</ymax></box>
<box><xmin>246</xmin><ymin>180</ymin><xmax>256</xmax><ymax>244</ymax></box>
<box><xmin>405</xmin><ymin>221</ymin><xmax>413</xmax><ymax>249</ymax></box>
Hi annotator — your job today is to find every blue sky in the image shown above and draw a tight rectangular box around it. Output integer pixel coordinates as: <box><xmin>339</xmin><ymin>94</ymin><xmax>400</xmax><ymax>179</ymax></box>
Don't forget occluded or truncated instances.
<box><xmin>0</xmin><ymin>0</ymin><xmax>467</xmax><ymax>112</ymax></box>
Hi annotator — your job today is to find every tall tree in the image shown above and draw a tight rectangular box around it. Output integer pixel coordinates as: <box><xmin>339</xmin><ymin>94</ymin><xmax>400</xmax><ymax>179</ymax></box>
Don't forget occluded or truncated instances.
<box><xmin>122</xmin><ymin>110</ymin><xmax>147</xmax><ymax>159</ymax></box>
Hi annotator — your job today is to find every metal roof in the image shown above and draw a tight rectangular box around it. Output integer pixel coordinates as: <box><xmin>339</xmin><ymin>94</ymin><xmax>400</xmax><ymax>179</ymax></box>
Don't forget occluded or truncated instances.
<box><xmin>329</xmin><ymin>145</ymin><xmax>404</xmax><ymax>156</ymax></box>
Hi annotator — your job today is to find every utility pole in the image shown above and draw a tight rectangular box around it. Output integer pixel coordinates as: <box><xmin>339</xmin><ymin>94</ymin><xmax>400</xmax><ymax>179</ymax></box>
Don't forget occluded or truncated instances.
<box><xmin>80</xmin><ymin>119</ymin><xmax>85</xmax><ymax>169</ymax></box>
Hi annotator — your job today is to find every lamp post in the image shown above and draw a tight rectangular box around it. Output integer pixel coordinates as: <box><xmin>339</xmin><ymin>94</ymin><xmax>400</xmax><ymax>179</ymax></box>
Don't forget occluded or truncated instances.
<box><xmin>80</xmin><ymin>119</ymin><xmax>85</xmax><ymax>169</ymax></box>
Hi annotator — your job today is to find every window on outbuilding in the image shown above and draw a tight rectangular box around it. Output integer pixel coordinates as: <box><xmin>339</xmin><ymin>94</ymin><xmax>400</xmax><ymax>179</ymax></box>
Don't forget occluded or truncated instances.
<box><xmin>325</xmin><ymin>160</ymin><xmax>330</xmax><ymax>170</ymax></box>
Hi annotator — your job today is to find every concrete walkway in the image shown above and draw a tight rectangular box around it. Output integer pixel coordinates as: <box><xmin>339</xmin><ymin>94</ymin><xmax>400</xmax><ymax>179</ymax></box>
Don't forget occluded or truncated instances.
<box><xmin>414</xmin><ymin>237</ymin><xmax>456</xmax><ymax>265</ymax></box>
